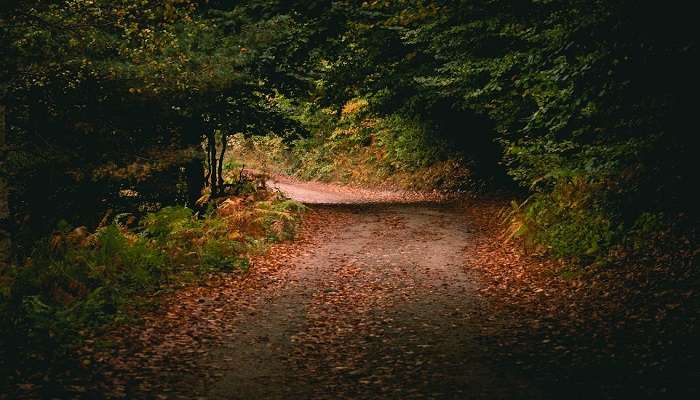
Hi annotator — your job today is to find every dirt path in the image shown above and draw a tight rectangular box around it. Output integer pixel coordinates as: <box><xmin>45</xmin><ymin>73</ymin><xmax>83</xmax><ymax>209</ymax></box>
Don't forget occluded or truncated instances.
<box><xmin>90</xmin><ymin>178</ymin><xmax>698</xmax><ymax>399</ymax></box>
<box><xmin>147</xmin><ymin>180</ymin><xmax>536</xmax><ymax>399</ymax></box>
<box><xmin>93</xmin><ymin>180</ymin><xmax>553</xmax><ymax>399</ymax></box>
<box><xmin>267</xmin><ymin>174</ymin><xmax>450</xmax><ymax>204</ymax></box>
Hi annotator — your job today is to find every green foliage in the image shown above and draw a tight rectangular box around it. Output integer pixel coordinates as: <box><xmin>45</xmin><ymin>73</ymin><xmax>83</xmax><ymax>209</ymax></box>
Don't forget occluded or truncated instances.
<box><xmin>374</xmin><ymin>115</ymin><xmax>443</xmax><ymax>172</ymax></box>
<box><xmin>1</xmin><ymin>0</ymin><xmax>312</xmax><ymax>253</ymax></box>
<box><xmin>254</xmin><ymin>199</ymin><xmax>307</xmax><ymax>242</ymax></box>
<box><xmin>141</xmin><ymin>206</ymin><xmax>195</xmax><ymax>241</ymax></box>
<box><xmin>287</xmin><ymin>0</ymin><xmax>696</xmax><ymax>260</ymax></box>
<box><xmin>626</xmin><ymin>212</ymin><xmax>668</xmax><ymax>254</ymax></box>
<box><xmin>141</xmin><ymin>206</ymin><xmax>250</xmax><ymax>272</ymax></box>
<box><xmin>0</xmin><ymin>197</ymin><xmax>304</xmax><ymax>390</ymax></box>
<box><xmin>411</xmin><ymin>1</ymin><xmax>695</xmax><ymax>258</ymax></box>
<box><xmin>240</xmin><ymin>95</ymin><xmax>470</xmax><ymax>190</ymax></box>
<box><xmin>510</xmin><ymin>192</ymin><xmax>616</xmax><ymax>259</ymax></box>
<box><xmin>0</xmin><ymin>222</ymin><xmax>169</xmax><ymax>391</ymax></box>
<box><xmin>3</xmin><ymin>0</ymin><xmax>691</xmax><ymax>265</ymax></box>
<box><xmin>200</xmin><ymin>237</ymin><xmax>248</xmax><ymax>272</ymax></box>
<box><xmin>3</xmin><ymin>225</ymin><xmax>164</xmax><ymax>346</ymax></box>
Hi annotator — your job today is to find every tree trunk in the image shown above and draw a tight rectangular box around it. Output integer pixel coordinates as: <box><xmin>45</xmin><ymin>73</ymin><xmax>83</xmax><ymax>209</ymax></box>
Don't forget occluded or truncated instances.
<box><xmin>217</xmin><ymin>132</ymin><xmax>228</xmax><ymax>191</ymax></box>
<box><xmin>0</xmin><ymin>104</ymin><xmax>10</xmax><ymax>269</ymax></box>
<box><xmin>204</xmin><ymin>141</ymin><xmax>211</xmax><ymax>185</ymax></box>
<box><xmin>186</xmin><ymin>155</ymin><xmax>205</xmax><ymax>208</ymax></box>
<box><xmin>207</xmin><ymin>131</ymin><xmax>218</xmax><ymax>195</ymax></box>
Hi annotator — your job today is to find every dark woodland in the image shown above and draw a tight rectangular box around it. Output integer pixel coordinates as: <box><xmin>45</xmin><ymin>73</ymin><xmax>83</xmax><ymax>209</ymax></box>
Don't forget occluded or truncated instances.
<box><xmin>1</xmin><ymin>1</ymin><xmax>698</xmax><ymax>398</ymax></box>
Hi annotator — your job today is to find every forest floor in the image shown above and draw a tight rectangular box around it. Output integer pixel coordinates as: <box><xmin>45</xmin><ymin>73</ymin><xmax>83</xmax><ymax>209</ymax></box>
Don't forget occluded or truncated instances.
<box><xmin>87</xmin><ymin>178</ymin><xmax>698</xmax><ymax>399</ymax></box>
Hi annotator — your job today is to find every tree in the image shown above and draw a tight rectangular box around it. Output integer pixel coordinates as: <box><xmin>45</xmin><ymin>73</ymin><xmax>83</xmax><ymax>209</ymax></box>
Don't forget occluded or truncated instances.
<box><xmin>0</xmin><ymin>0</ymin><xmax>320</xmax><ymax>256</ymax></box>
<box><xmin>0</xmin><ymin>0</ymin><xmax>224</xmax><ymax>252</ymax></box>
<box><xmin>243</xmin><ymin>0</ymin><xmax>698</xmax><ymax>258</ymax></box>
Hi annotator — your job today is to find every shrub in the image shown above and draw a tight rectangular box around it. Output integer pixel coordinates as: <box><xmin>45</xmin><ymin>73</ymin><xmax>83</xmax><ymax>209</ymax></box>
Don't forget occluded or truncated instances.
<box><xmin>505</xmin><ymin>174</ymin><xmax>623</xmax><ymax>260</ymax></box>
<box><xmin>0</xmin><ymin>196</ymin><xmax>305</xmax><ymax>390</ymax></box>
<box><xmin>374</xmin><ymin>114</ymin><xmax>443</xmax><ymax>172</ymax></box>
<box><xmin>254</xmin><ymin>199</ymin><xmax>306</xmax><ymax>241</ymax></box>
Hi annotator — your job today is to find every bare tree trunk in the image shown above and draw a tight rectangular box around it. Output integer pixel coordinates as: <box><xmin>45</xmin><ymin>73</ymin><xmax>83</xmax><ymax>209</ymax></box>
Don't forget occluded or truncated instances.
<box><xmin>217</xmin><ymin>132</ymin><xmax>228</xmax><ymax>191</ymax></box>
<box><xmin>207</xmin><ymin>131</ymin><xmax>218</xmax><ymax>195</ymax></box>
<box><xmin>0</xmin><ymin>104</ymin><xmax>10</xmax><ymax>269</ymax></box>
<box><xmin>186</xmin><ymin>155</ymin><xmax>205</xmax><ymax>208</ymax></box>
<box><xmin>204</xmin><ymin>139</ymin><xmax>211</xmax><ymax>185</ymax></box>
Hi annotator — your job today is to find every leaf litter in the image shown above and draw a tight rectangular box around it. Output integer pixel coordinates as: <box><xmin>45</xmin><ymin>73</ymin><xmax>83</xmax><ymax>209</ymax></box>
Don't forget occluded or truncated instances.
<box><xmin>55</xmin><ymin>182</ymin><xmax>699</xmax><ymax>399</ymax></box>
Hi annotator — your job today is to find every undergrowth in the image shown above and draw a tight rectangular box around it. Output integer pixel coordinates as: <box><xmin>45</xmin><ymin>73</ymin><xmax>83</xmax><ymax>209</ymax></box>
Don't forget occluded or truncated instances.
<box><xmin>502</xmin><ymin>175</ymin><xmax>692</xmax><ymax>266</ymax></box>
<box><xmin>0</xmin><ymin>190</ymin><xmax>304</xmax><ymax>393</ymax></box>
<box><xmin>228</xmin><ymin>96</ymin><xmax>473</xmax><ymax>191</ymax></box>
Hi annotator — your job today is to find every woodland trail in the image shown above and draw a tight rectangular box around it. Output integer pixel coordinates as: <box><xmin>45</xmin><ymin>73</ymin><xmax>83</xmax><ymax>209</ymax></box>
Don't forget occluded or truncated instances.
<box><xmin>158</xmin><ymin>179</ymin><xmax>541</xmax><ymax>399</ymax></box>
<box><xmin>103</xmin><ymin>177</ymin><xmax>698</xmax><ymax>399</ymax></box>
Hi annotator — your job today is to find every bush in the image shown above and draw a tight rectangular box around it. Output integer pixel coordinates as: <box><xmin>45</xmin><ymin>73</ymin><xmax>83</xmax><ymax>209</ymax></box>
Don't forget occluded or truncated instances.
<box><xmin>231</xmin><ymin>96</ymin><xmax>471</xmax><ymax>190</ymax></box>
<box><xmin>254</xmin><ymin>199</ymin><xmax>307</xmax><ymax>241</ymax></box>
<box><xmin>374</xmin><ymin>114</ymin><xmax>443</xmax><ymax>172</ymax></box>
<box><xmin>0</xmin><ymin>223</ymin><xmax>169</xmax><ymax>392</ymax></box>
<box><xmin>0</xmin><ymin>196</ymin><xmax>305</xmax><ymax>391</ymax></box>
<box><xmin>9</xmin><ymin>224</ymin><xmax>168</xmax><ymax>327</ymax></box>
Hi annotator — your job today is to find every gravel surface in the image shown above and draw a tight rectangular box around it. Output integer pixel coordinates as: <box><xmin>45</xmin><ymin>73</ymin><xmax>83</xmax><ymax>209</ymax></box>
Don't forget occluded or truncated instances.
<box><xmin>190</xmin><ymin>204</ymin><xmax>538</xmax><ymax>399</ymax></box>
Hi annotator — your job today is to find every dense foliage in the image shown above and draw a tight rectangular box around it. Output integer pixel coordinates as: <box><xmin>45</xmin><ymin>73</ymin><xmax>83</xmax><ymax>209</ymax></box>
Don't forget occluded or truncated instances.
<box><xmin>405</xmin><ymin>0</ymin><xmax>697</xmax><ymax>259</ymax></box>
<box><xmin>228</xmin><ymin>96</ymin><xmax>473</xmax><ymax>190</ymax></box>
<box><xmin>0</xmin><ymin>181</ymin><xmax>304</xmax><ymax>394</ymax></box>
<box><xmin>1</xmin><ymin>0</ymin><xmax>697</xmax><ymax>394</ymax></box>
<box><xmin>1</xmin><ymin>0</ymin><xmax>308</xmax><ymax>257</ymax></box>
<box><xmin>1</xmin><ymin>1</ymin><xmax>308</xmax><ymax>392</ymax></box>
<box><xmin>275</xmin><ymin>0</ymin><xmax>697</xmax><ymax>260</ymax></box>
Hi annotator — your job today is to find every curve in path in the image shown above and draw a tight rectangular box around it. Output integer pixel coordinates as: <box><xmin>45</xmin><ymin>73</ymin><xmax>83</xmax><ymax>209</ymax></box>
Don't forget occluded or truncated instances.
<box><xmin>177</xmin><ymin>180</ymin><xmax>541</xmax><ymax>399</ymax></box>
